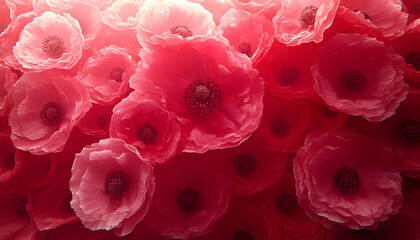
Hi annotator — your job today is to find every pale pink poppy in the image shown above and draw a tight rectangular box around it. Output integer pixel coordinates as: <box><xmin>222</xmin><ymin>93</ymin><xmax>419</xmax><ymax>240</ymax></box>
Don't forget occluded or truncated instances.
<box><xmin>13</xmin><ymin>11</ymin><xmax>84</xmax><ymax>70</ymax></box>
<box><xmin>80</xmin><ymin>45</ymin><xmax>136</xmax><ymax>104</ymax></box>
<box><xmin>110</xmin><ymin>92</ymin><xmax>181</xmax><ymax>165</ymax></box>
<box><xmin>0</xmin><ymin>65</ymin><xmax>17</xmax><ymax>116</ymax></box>
<box><xmin>8</xmin><ymin>70</ymin><xmax>91</xmax><ymax>155</ymax></box>
<box><xmin>101</xmin><ymin>0</ymin><xmax>143</xmax><ymax>31</ymax></box>
<box><xmin>337</xmin><ymin>0</ymin><xmax>408</xmax><ymax>39</ymax></box>
<box><xmin>130</xmin><ymin>38</ymin><xmax>264</xmax><ymax>153</ymax></box>
<box><xmin>0</xmin><ymin>11</ymin><xmax>36</xmax><ymax>70</ymax></box>
<box><xmin>145</xmin><ymin>154</ymin><xmax>230</xmax><ymax>239</ymax></box>
<box><xmin>188</xmin><ymin>0</ymin><xmax>234</xmax><ymax>24</ymax></box>
<box><xmin>70</xmin><ymin>138</ymin><xmax>155</xmax><ymax>236</ymax></box>
<box><xmin>137</xmin><ymin>0</ymin><xmax>217</xmax><ymax>52</ymax></box>
<box><xmin>92</xmin><ymin>26</ymin><xmax>142</xmax><ymax>56</ymax></box>
<box><xmin>273</xmin><ymin>0</ymin><xmax>340</xmax><ymax>46</ymax></box>
<box><xmin>32</xmin><ymin>0</ymin><xmax>79</xmax><ymax>12</ymax></box>
<box><xmin>218</xmin><ymin>9</ymin><xmax>274</xmax><ymax>63</ymax></box>
<box><xmin>312</xmin><ymin>33</ymin><xmax>408</xmax><ymax>122</ymax></box>
<box><xmin>293</xmin><ymin>129</ymin><xmax>403</xmax><ymax>229</ymax></box>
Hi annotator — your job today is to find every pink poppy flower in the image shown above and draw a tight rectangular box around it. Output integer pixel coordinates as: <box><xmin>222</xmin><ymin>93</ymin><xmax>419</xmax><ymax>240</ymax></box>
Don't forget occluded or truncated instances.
<box><xmin>211</xmin><ymin>134</ymin><xmax>288</xmax><ymax>196</ymax></box>
<box><xmin>256</xmin><ymin>93</ymin><xmax>312</xmax><ymax>152</ymax></box>
<box><xmin>92</xmin><ymin>26</ymin><xmax>142</xmax><ymax>56</ymax></box>
<box><xmin>80</xmin><ymin>45</ymin><xmax>136</xmax><ymax>104</ymax></box>
<box><xmin>337</xmin><ymin>0</ymin><xmax>408</xmax><ymax>40</ymax></box>
<box><xmin>218</xmin><ymin>9</ymin><xmax>274</xmax><ymax>63</ymax></box>
<box><xmin>137</xmin><ymin>0</ymin><xmax>217</xmax><ymax>52</ymax></box>
<box><xmin>4</xmin><ymin>0</ymin><xmax>33</xmax><ymax>17</ymax></box>
<box><xmin>312</xmin><ymin>33</ymin><xmax>408</xmax><ymax>122</ymax></box>
<box><xmin>110</xmin><ymin>92</ymin><xmax>181</xmax><ymax>165</ymax></box>
<box><xmin>0</xmin><ymin>65</ymin><xmax>17</xmax><ymax>116</ymax></box>
<box><xmin>131</xmin><ymin>38</ymin><xmax>264</xmax><ymax>153</ymax></box>
<box><xmin>145</xmin><ymin>154</ymin><xmax>231</xmax><ymax>239</ymax></box>
<box><xmin>77</xmin><ymin>103</ymin><xmax>115</xmax><ymax>138</ymax></box>
<box><xmin>188</xmin><ymin>0</ymin><xmax>234</xmax><ymax>24</ymax></box>
<box><xmin>293</xmin><ymin>129</ymin><xmax>403</xmax><ymax>229</ymax></box>
<box><xmin>0</xmin><ymin>187</ymin><xmax>30</xmax><ymax>240</ymax></box>
<box><xmin>70</xmin><ymin>138</ymin><xmax>155</xmax><ymax>236</ymax></box>
<box><xmin>101</xmin><ymin>0</ymin><xmax>143</xmax><ymax>31</ymax></box>
<box><xmin>273</xmin><ymin>0</ymin><xmax>340</xmax><ymax>46</ymax></box>
<box><xmin>255</xmin><ymin>39</ymin><xmax>318</xmax><ymax>100</ymax></box>
<box><xmin>261</xmin><ymin>173</ymin><xmax>332</xmax><ymax>240</ymax></box>
<box><xmin>8</xmin><ymin>70</ymin><xmax>91</xmax><ymax>155</ymax></box>
<box><xmin>13</xmin><ymin>11</ymin><xmax>84</xmax><ymax>70</ymax></box>
<box><xmin>0</xmin><ymin>11</ymin><xmax>36</xmax><ymax>70</ymax></box>
<box><xmin>202</xmin><ymin>199</ymin><xmax>281</xmax><ymax>240</ymax></box>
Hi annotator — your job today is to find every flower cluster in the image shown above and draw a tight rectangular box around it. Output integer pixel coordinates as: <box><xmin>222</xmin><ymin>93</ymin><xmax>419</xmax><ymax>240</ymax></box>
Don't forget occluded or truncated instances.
<box><xmin>0</xmin><ymin>0</ymin><xmax>419</xmax><ymax>239</ymax></box>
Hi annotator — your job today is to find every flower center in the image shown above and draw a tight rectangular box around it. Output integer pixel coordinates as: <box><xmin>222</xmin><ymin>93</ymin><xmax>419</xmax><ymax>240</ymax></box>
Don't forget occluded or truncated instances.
<box><xmin>332</xmin><ymin>167</ymin><xmax>361</xmax><ymax>195</ymax></box>
<box><xmin>233</xmin><ymin>153</ymin><xmax>257</xmax><ymax>177</ymax></box>
<box><xmin>340</xmin><ymin>71</ymin><xmax>367</xmax><ymax>92</ymax></box>
<box><xmin>170</xmin><ymin>25</ymin><xmax>193</xmax><ymax>38</ymax></box>
<box><xmin>109</xmin><ymin>67</ymin><xmax>125</xmax><ymax>82</ymax></box>
<box><xmin>299</xmin><ymin>5</ymin><xmax>318</xmax><ymax>29</ymax></box>
<box><xmin>233</xmin><ymin>230</ymin><xmax>255</xmax><ymax>240</ymax></box>
<box><xmin>40</xmin><ymin>102</ymin><xmax>64</xmax><ymax>126</ymax></box>
<box><xmin>184</xmin><ymin>79</ymin><xmax>223</xmax><ymax>115</ymax></box>
<box><xmin>275</xmin><ymin>193</ymin><xmax>299</xmax><ymax>215</ymax></box>
<box><xmin>237</xmin><ymin>42</ymin><xmax>253</xmax><ymax>57</ymax></box>
<box><xmin>137</xmin><ymin>123</ymin><xmax>158</xmax><ymax>145</ymax></box>
<box><xmin>3</xmin><ymin>152</ymin><xmax>15</xmax><ymax>170</ymax></box>
<box><xmin>104</xmin><ymin>170</ymin><xmax>130</xmax><ymax>199</ymax></box>
<box><xmin>278</xmin><ymin>67</ymin><xmax>300</xmax><ymax>87</ymax></box>
<box><xmin>42</xmin><ymin>35</ymin><xmax>66</xmax><ymax>58</ymax></box>
<box><xmin>399</xmin><ymin>120</ymin><xmax>420</xmax><ymax>144</ymax></box>
<box><xmin>177</xmin><ymin>188</ymin><xmax>201</xmax><ymax>214</ymax></box>
<box><xmin>406</xmin><ymin>51</ymin><xmax>420</xmax><ymax>71</ymax></box>
<box><xmin>354</xmin><ymin>10</ymin><xmax>371</xmax><ymax>20</ymax></box>
<box><xmin>270</xmin><ymin>118</ymin><xmax>290</xmax><ymax>138</ymax></box>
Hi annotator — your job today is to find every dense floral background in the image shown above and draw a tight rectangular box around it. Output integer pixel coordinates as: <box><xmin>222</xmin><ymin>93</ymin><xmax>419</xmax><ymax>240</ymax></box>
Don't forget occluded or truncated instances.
<box><xmin>1</xmin><ymin>0</ymin><xmax>420</xmax><ymax>239</ymax></box>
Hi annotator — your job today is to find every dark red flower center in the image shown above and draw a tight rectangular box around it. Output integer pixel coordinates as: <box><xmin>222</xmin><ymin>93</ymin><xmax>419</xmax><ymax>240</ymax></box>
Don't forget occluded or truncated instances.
<box><xmin>237</xmin><ymin>42</ymin><xmax>253</xmax><ymax>57</ymax></box>
<box><xmin>333</xmin><ymin>167</ymin><xmax>361</xmax><ymax>195</ymax></box>
<box><xmin>40</xmin><ymin>102</ymin><xmax>65</xmax><ymax>126</ymax></box>
<box><xmin>299</xmin><ymin>5</ymin><xmax>318</xmax><ymax>29</ymax></box>
<box><xmin>170</xmin><ymin>25</ymin><xmax>193</xmax><ymax>38</ymax></box>
<box><xmin>109</xmin><ymin>67</ymin><xmax>125</xmax><ymax>82</ymax></box>
<box><xmin>399</xmin><ymin>120</ymin><xmax>420</xmax><ymax>144</ymax></box>
<box><xmin>275</xmin><ymin>193</ymin><xmax>299</xmax><ymax>215</ymax></box>
<box><xmin>3</xmin><ymin>151</ymin><xmax>16</xmax><ymax>170</ymax></box>
<box><xmin>42</xmin><ymin>35</ymin><xmax>66</xmax><ymax>58</ymax></box>
<box><xmin>353</xmin><ymin>10</ymin><xmax>371</xmax><ymax>20</ymax></box>
<box><xmin>278</xmin><ymin>67</ymin><xmax>300</xmax><ymax>87</ymax></box>
<box><xmin>177</xmin><ymin>188</ymin><xmax>201</xmax><ymax>214</ymax></box>
<box><xmin>137</xmin><ymin>123</ymin><xmax>158</xmax><ymax>145</ymax></box>
<box><xmin>233</xmin><ymin>153</ymin><xmax>257</xmax><ymax>177</ymax></box>
<box><xmin>15</xmin><ymin>198</ymin><xmax>28</xmax><ymax>218</ymax></box>
<box><xmin>340</xmin><ymin>71</ymin><xmax>367</xmax><ymax>92</ymax></box>
<box><xmin>406</xmin><ymin>51</ymin><xmax>420</xmax><ymax>71</ymax></box>
<box><xmin>233</xmin><ymin>230</ymin><xmax>255</xmax><ymax>240</ymax></box>
<box><xmin>184</xmin><ymin>79</ymin><xmax>223</xmax><ymax>115</ymax></box>
<box><xmin>104</xmin><ymin>170</ymin><xmax>130</xmax><ymax>199</ymax></box>
<box><xmin>270</xmin><ymin>118</ymin><xmax>290</xmax><ymax>138</ymax></box>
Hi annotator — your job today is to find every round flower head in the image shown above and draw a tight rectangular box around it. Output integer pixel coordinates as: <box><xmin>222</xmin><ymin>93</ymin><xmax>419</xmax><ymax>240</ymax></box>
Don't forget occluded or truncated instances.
<box><xmin>110</xmin><ymin>92</ymin><xmax>181</xmax><ymax>165</ymax></box>
<box><xmin>273</xmin><ymin>0</ymin><xmax>340</xmax><ymax>46</ymax></box>
<box><xmin>80</xmin><ymin>45</ymin><xmax>136</xmax><ymax>104</ymax></box>
<box><xmin>218</xmin><ymin>9</ymin><xmax>274</xmax><ymax>62</ymax></box>
<box><xmin>145</xmin><ymin>154</ymin><xmax>231</xmax><ymax>239</ymax></box>
<box><xmin>8</xmin><ymin>70</ymin><xmax>91</xmax><ymax>155</ymax></box>
<box><xmin>131</xmin><ymin>38</ymin><xmax>264</xmax><ymax>153</ymax></box>
<box><xmin>337</xmin><ymin>0</ymin><xmax>408</xmax><ymax>39</ymax></box>
<box><xmin>13</xmin><ymin>11</ymin><xmax>84</xmax><ymax>70</ymax></box>
<box><xmin>293</xmin><ymin>129</ymin><xmax>403</xmax><ymax>229</ymax></box>
<box><xmin>70</xmin><ymin>138</ymin><xmax>155</xmax><ymax>236</ymax></box>
<box><xmin>137</xmin><ymin>0</ymin><xmax>217</xmax><ymax>52</ymax></box>
<box><xmin>312</xmin><ymin>33</ymin><xmax>408</xmax><ymax>122</ymax></box>
<box><xmin>101</xmin><ymin>0</ymin><xmax>143</xmax><ymax>30</ymax></box>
